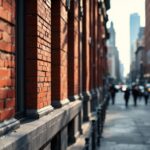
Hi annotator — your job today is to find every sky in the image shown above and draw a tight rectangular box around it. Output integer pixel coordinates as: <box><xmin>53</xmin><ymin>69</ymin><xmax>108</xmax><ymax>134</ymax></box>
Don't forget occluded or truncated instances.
<box><xmin>107</xmin><ymin>0</ymin><xmax>145</xmax><ymax>76</ymax></box>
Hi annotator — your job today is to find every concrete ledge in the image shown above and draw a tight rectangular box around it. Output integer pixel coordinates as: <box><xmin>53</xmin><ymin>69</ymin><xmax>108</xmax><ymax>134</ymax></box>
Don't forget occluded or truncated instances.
<box><xmin>26</xmin><ymin>105</ymin><xmax>54</xmax><ymax>119</ymax></box>
<box><xmin>69</xmin><ymin>95</ymin><xmax>81</xmax><ymax>101</ymax></box>
<box><xmin>52</xmin><ymin>98</ymin><xmax>70</xmax><ymax>108</ymax></box>
<box><xmin>0</xmin><ymin>118</ymin><xmax>20</xmax><ymax>136</ymax></box>
<box><xmin>0</xmin><ymin>100</ymin><xmax>82</xmax><ymax>150</ymax></box>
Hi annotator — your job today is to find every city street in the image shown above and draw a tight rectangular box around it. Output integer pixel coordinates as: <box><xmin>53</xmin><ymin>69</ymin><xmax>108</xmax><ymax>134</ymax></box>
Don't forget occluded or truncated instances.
<box><xmin>0</xmin><ymin>1</ymin><xmax>148</xmax><ymax>149</ymax></box>
<box><xmin>99</xmin><ymin>91</ymin><xmax>150</xmax><ymax>150</ymax></box>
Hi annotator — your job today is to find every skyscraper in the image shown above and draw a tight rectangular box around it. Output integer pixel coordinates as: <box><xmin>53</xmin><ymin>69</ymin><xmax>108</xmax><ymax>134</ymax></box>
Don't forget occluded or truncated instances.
<box><xmin>107</xmin><ymin>22</ymin><xmax>120</xmax><ymax>81</ymax></box>
<box><xmin>130</xmin><ymin>13</ymin><xmax>140</xmax><ymax>81</ymax></box>
<box><xmin>130</xmin><ymin>13</ymin><xmax>140</xmax><ymax>63</ymax></box>
<box><xmin>108</xmin><ymin>22</ymin><xmax>116</xmax><ymax>46</ymax></box>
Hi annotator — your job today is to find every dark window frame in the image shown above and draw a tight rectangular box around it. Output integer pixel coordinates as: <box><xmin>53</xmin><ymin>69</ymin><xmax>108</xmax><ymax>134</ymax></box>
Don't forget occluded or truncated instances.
<box><xmin>15</xmin><ymin>0</ymin><xmax>25</xmax><ymax>119</ymax></box>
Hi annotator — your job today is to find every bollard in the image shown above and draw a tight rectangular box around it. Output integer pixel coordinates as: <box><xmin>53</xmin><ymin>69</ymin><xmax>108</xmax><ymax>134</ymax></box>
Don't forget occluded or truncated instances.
<box><xmin>101</xmin><ymin>103</ymin><xmax>105</xmax><ymax>133</ymax></box>
<box><xmin>99</xmin><ymin>107</ymin><xmax>103</xmax><ymax>136</ymax></box>
<box><xmin>85</xmin><ymin>137</ymin><xmax>89</xmax><ymax>150</ymax></box>
<box><xmin>91</xmin><ymin>120</ymin><xmax>96</xmax><ymax>150</ymax></box>
<box><xmin>97</xmin><ymin>108</ymin><xmax>101</xmax><ymax>146</ymax></box>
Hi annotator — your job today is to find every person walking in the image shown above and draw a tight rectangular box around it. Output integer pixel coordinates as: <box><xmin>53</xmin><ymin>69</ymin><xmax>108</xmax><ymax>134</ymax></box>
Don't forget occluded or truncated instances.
<box><xmin>132</xmin><ymin>85</ymin><xmax>139</xmax><ymax>106</ymax></box>
<box><xmin>109</xmin><ymin>84</ymin><xmax>117</xmax><ymax>105</ymax></box>
<box><xmin>124</xmin><ymin>87</ymin><xmax>130</xmax><ymax>108</ymax></box>
<box><xmin>144</xmin><ymin>88</ymin><xmax>149</xmax><ymax>105</ymax></box>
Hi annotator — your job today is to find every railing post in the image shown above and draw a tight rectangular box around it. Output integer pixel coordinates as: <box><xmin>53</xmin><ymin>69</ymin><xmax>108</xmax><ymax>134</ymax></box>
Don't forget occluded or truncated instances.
<box><xmin>97</xmin><ymin>107</ymin><xmax>102</xmax><ymax>146</ymax></box>
<box><xmin>85</xmin><ymin>137</ymin><xmax>89</xmax><ymax>150</ymax></box>
<box><xmin>91</xmin><ymin>120</ymin><xmax>96</xmax><ymax>150</ymax></box>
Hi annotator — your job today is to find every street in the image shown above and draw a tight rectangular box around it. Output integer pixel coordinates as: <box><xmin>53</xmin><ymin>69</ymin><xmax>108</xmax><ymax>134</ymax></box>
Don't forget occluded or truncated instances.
<box><xmin>99</xmin><ymin>91</ymin><xmax>150</xmax><ymax>150</ymax></box>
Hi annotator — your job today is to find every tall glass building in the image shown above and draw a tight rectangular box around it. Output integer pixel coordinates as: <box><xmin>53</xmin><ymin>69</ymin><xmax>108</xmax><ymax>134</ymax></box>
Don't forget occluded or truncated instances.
<box><xmin>130</xmin><ymin>13</ymin><xmax>140</xmax><ymax>63</ymax></box>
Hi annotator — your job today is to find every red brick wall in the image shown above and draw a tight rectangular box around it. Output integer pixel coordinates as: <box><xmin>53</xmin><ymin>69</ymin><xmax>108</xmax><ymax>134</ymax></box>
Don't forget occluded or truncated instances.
<box><xmin>25</xmin><ymin>0</ymin><xmax>51</xmax><ymax>110</ymax></box>
<box><xmin>51</xmin><ymin>0</ymin><xmax>68</xmax><ymax>101</ymax></box>
<box><xmin>68</xmin><ymin>0</ymin><xmax>79</xmax><ymax>98</ymax></box>
<box><xmin>0</xmin><ymin>0</ymin><xmax>15</xmax><ymax>121</ymax></box>
<box><xmin>95</xmin><ymin>0</ymin><xmax>99</xmax><ymax>88</ymax></box>
<box><xmin>0</xmin><ymin>0</ymin><xmax>108</xmax><ymax>121</ymax></box>
<box><xmin>98</xmin><ymin>10</ymin><xmax>104</xmax><ymax>86</ymax></box>
<box><xmin>82</xmin><ymin>0</ymin><xmax>107</xmax><ymax>93</ymax></box>
<box><xmin>97</xmin><ymin>10</ymin><xmax>101</xmax><ymax>87</ymax></box>
<box><xmin>37</xmin><ymin>0</ymin><xmax>51</xmax><ymax>109</ymax></box>
<box><xmin>92</xmin><ymin>0</ymin><xmax>97</xmax><ymax>89</ymax></box>
<box><xmin>89</xmin><ymin>0</ymin><xmax>93</xmax><ymax>90</ymax></box>
<box><xmin>144</xmin><ymin>0</ymin><xmax>150</xmax><ymax>76</ymax></box>
<box><xmin>82</xmin><ymin>0</ymin><xmax>90</xmax><ymax>92</ymax></box>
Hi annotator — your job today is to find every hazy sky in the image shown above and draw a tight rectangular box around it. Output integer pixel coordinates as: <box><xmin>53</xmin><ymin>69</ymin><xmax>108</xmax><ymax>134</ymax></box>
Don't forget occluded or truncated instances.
<box><xmin>107</xmin><ymin>0</ymin><xmax>145</xmax><ymax>76</ymax></box>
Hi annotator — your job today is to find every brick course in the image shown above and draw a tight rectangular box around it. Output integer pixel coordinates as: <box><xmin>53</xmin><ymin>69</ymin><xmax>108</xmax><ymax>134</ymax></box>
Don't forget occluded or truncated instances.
<box><xmin>51</xmin><ymin>0</ymin><xmax>68</xmax><ymax>103</ymax></box>
<box><xmin>82</xmin><ymin>0</ymin><xmax>90</xmax><ymax>92</ymax></box>
<box><xmin>68</xmin><ymin>0</ymin><xmax>79</xmax><ymax>98</ymax></box>
<box><xmin>0</xmin><ymin>0</ymin><xmax>15</xmax><ymax>121</ymax></box>
<box><xmin>25</xmin><ymin>0</ymin><xmax>51</xmax><ymax>110</ymax></box>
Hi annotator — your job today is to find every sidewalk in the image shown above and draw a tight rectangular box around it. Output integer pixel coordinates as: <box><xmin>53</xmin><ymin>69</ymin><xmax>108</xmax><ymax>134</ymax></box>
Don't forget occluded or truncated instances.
<box><xmin>99</xmin><ymin>92</ymin><xmax>150</xmax><ymax>150</ymax></box>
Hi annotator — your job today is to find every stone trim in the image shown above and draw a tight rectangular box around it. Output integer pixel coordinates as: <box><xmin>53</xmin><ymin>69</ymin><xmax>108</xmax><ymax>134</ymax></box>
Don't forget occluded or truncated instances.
<box><xmin>52</xmin><ymin>98</ymin><xmax>70</xmax><ymax>108</ymax></box>
<box><xmin>0</xmin><ymin>101</ymin><xmax>82</xmax><ymax>150</ymax></box>
<box><xmin>68</xmin><ymin>95</ymin><xmax>81</xmax><ymax>101</ymax></box>
<box><xmin>0</xmin><ymin>118</ymin><xmax>20</xmax><ymax>137</ymax></box>
<box><xmin>26</xmin><ymin>105</ymin><xmax>54</xmax><ymax>119</ymax></box>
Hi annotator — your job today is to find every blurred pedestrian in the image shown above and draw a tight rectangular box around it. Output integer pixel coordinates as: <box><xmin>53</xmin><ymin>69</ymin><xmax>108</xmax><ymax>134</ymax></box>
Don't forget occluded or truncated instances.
<box><xmin>109</xmin><ymin>84</ymin><xmax>117</xmax><ymax>105</ymax></box>
<box><xmin>138</xmin><ymin>86</ymin><xmax>143</xmax><ymax>101</ymax></box>
<box><xmin>124</xmin><ymin>87</ymin><xmax>130</xmax><ymax>108</ymax></box>
<box><xmin>132</xmin><ymin>85</ymin><xmax>138</xmax><ymax>106</ymax></box>
<box><xmin>144</xmin><ymin>88</ymin><xmax>149</xmax><ymax>105</ymax></box>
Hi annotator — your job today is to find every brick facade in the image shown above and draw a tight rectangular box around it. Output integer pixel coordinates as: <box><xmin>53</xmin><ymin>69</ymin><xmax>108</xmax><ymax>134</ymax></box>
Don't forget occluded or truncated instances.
<box><xmin>144</xmin><ymin>0</ymin><xmax>150</xmax><ymax>80</ymax></box>
<box><xmin>0</xmin><ymin>0</ymin><xmax>110</xmax><ymax>149</ymax></box>
<box><xmin>82</xmin><ymin>0</ymin><xmax>90</xmax><ymax>92</ymax></box>
<box><xmin>68</xmin><ymin>0</ymin><xmax>80</xmax><ymax>99</ymax></box>
<box><xmin>0</xmin><ymin>0</ymin><xmax>15</xmax><ymax>121</ymax></box>
<box><xmin>25</xmin><ymin>0</ymin><xmax>53</xmax><ymax>117</ymax></box>
<box><xmin>51</xmin><ymin>0</ymin><xmax>69</xmax><ymax>106</ymax></box>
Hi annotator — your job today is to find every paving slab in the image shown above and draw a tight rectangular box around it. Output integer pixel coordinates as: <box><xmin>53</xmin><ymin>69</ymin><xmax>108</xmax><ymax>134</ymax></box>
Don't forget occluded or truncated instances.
<box><xmin>99</xmin><ymin>92</ymin><xmax>150</xmax><ymax>150</ymax></box>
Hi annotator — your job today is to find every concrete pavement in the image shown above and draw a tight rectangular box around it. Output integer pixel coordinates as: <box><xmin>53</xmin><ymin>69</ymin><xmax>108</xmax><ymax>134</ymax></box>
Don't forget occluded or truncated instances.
<box><xmin>99</xmin><ymin>92</ymin><xmax>150</xmax><ymax>150</ymax></box>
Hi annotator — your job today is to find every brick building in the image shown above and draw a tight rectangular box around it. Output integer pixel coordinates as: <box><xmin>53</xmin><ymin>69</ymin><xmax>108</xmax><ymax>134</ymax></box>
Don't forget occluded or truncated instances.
<box><xmin>0</xmin><ymin>0</ymin><xmax>110</xmax><ymax>149</ymax></box>
<box><xmin>144</xmin><ymin>0</ymin><xmax>150</xmax><ymax>81</ymax></box>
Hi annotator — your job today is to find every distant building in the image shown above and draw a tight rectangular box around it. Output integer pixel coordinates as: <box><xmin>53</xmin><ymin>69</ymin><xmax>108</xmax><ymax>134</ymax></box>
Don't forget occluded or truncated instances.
<box><xmin>130</xmin><ymin>13</ymin><xmax>140</xmax><ymax>62</ymax></box>
<box><xmin>120</xmin><ymin>63</ymin><xmax>124</xmax><ymax>82</ymax></box>
<box><xmin>135</xmin><ymin>47</ymin><xmax>144</xmax><ymax>83</ymax></box>
<box><xmin>135</xmin><ymin>27</ymin><xmax>145</xmax><ymax>84</ymax></box>
<box><xmin>107</xmin><ymin>22</ymin><xmax>120</xmax><ymax>82</ymax></box>
<box><xmin>144</xmin><ymin>0</ymin><xmax>150</xmax><ymax>81</ymax></box>
<box><xmin>130</xmin><ymin>13</ymin><xmax>140</xmax><ymax>82</ymax></box>
<box><xmin>137</xmin><ymin>27</ymin><xmax>145</xmax><ymax>47</ymax></box>
<box><xmin>108</xmin><ymin>22</ymin><xmax>116</xmax><ymax>46</ymax></box>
